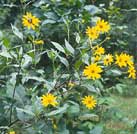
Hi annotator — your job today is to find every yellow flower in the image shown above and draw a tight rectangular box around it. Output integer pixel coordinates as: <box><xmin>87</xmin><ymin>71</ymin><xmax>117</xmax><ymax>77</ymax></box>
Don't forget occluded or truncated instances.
<box><xmin>122</xmin><ymin>53</ymin><xmax>133</xmax><ymax>66</ymax></box>
<box><xmin>52</xmin><ymin>119</ymin><xmax>57</xmax><ymax>129</ymax></box>
<box><xmin>115</xmin><ymin>53</ymin><xmax>133</xmax><ymax>68</ymax></box>
<box><xmin>33</xmin><ymin>40</ymin><xmax>44</xmax><ymax>45</ymax></box>
<box><xmin>93</xmin><ymin>55</ymin><xmax>101</xmax><ymax>62</ymax></box>
<box><xmin>41</xmin><ymin>93</ymin><xmax>58</xmax><ymax>107</ymax></box>
<box><xmin>103</xmin><ymin>54</ymin><xmax>113</xmax><ymax>66</ymax></box>
<box><xmin>96</xmin><ymin>19</ymin><xmax>110</xmax><ymax>33</ymax></box>
<box><xmin>68</xmin><ymin>82</ymin><xmax>75</xmax><ymax>87</ymax></box>
<box><xmin>93</xmin><ymin>45</ymin><xmax>105</xmax><ymax>56</ymax></box>
<box><xmin>86</xmin><ymin>26</ymin><xmax>99</xmax><ymax>41</ymax></box>
<box><xmin>82</xmin><ymin>95</ymin><xmax>97</xmax><ymax>109</ymax></box>
<box><xmin>9</xmin><ymin>131</ymin><xmax>15</xmax><ymax>134</ymax></box>
<box><xmin>22</xmin><ymin>12</ymin><xmax>40</xmax><ymax>30</ymax></box>
<box><xmin>53</xmin><ymin>124</ymin><xmax>57</xmax><ymax>129</ymax></box>
<box><xmin>83</xmin><ymin>63</ymin><xmax>103</xmax><ymax>80</ymax></box>
<box><xmin>127</xmin><ymin>66</ymin><xmax>136</xmax><ymax>79</ymax></box>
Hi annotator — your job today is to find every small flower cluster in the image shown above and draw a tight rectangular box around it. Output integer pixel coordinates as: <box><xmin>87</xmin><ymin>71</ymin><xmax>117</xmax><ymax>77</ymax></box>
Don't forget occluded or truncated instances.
<box><xmin>86</xmin><ymin>19</ymin><xmax>110</xmax><ymax>41</ymax></box>
<box><xmin>92</xmin><ymin>45</ymin><xmax>113</xmax><ymax>66</ymax></box>
<box><xmin>83</xmin><ymin>45</ymin><xmax>136</xmax><ymax>80</ymax></box>
<box><xmin>41</xmin><ymin>93</ymin><xmax>96</xmax><ymax>110</ymax></box>
<box><xmin>115</xmin><ymin>53</ymin><xmax>136</xmax><ymax>79</ymax></box>
<box><xmin>84</xmin><ymin>18</ymin><xmax>136</xmax><ymax>80</ymax></box>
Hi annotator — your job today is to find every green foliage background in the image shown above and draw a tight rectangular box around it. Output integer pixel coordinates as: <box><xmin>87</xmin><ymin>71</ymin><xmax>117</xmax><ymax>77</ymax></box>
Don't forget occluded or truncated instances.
<box><xmin>0</xmin><ymin>0</ymin><xmax>136</xmax><ymax>134</ymax></box>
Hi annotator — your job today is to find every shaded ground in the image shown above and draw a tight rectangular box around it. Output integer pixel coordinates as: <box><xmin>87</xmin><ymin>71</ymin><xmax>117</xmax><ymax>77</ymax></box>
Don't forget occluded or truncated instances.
<box><xmin>104</xmin><ymin>95</ymin><xmax>137</xmax><ymax>134</ymax></box>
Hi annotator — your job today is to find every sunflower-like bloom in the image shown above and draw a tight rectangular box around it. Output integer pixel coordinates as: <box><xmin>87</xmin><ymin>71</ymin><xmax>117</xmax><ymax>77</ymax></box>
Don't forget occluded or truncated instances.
<box><xmin>115</xmin><ymin>53</ymin><xmax>133</xmax><ymax>68</ymax></box>
<box><xmin>82</xmin><ymin>95</ymin><xmax>97</xmax><ymax>109</ymax></box>
<box><xmin>86</xmin><ymin>26</ymin><xmax>99</xmax><ymax>41</ymax></box>
<box><xmin>33</xmin><ymin>40</ymin><xmax>44</xmax><ymax>45</ymax></box>
<box><xmin>9</xmin><ymin>131</ymin><xmax>15</xmax><ymax>134</ymax></box>
<box><xmin>22</xmin><ymin>12</ymin><xmax>40</xmax><ymax>30</ymax></box>
<box><xmin>83</xmin><ymin>63</ymin><xmax>103</xmax><ymax>80</ymax></box>
<box><xmin>41</xmin><ymin>93</ymin><xmax>58</xmax><ymax>107</ymax></box>
<box><xmin>103</xmin><ymin>54</ymin><xmax>113</xmax><ymax>66</ymax></box>
<box><xmin>122</xmin><ymin>53</ymin><xmax>134</xmax><ymax>66</ymax></box>
<box><xmin>93</xmin><ymin>45</ymin><xmax>105</xmax><ymax>56</ymax></box>
<box><xmin>96</xmin><ymin>19</ymin><xmax>110</xmax><ymax>33</ymax></box>
<box><xmin>127</xmin><ymin>66</ymin><xmax>136</xmax><ymax>79</ymax></box>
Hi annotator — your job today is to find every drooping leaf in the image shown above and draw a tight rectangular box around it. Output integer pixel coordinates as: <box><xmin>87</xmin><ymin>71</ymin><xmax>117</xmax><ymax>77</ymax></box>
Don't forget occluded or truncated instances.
<box><xmin>65</xmin><ymin>39</ymin><xmax>75</xmax><ymax>55</ymax></box>
<box><xmin>11</xmin><ymin>24</ymin><xmax>23</xmax><ymax>40</ymax></box>
<box><xmin>51</xmin><ymin>41</ymin><xmax>65</xmax><ymax>53</ymax></box>
<box><xmin>58</xmin><ymin>56</ymin><xmax>69</xmax><ymax>67</ymax></box>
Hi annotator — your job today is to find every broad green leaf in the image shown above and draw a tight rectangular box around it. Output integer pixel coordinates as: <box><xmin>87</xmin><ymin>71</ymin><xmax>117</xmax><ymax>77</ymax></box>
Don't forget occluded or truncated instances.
<box><xmin>58</xmin><ymin>119</ymin><xmax>70</xmax><ymax>134</ymax></box>
<box><xmin>16</xmin><ymin>107</ymin><xmax>35</xmax><ymax>116</ymax></box>
<box><xmin>65</xmin><ymin>39</ymin><xmax>75</xmax><ymax>55</ymax></box>
<box><xmin>11</xmin><ymin>24</ymin><xmax>23</xmax><ymax>40</ymax></box>
<box><xmin>16</xmin><ymin>106</ymin><xmax>35</xmax><ymax>122</ymax></box>
<box><xmin>22</xmin><ymin>76</ymin><xmax>46</xmax><ymax>84</ymax></box>
<box><xmin>84</xmin><ymin>5</ymin><xmax>101</xmax><ymax>15</ymax></box>
<box><xmin>110</xmin><ymin>69</ymin><xmax>122</xmax><ymax>76</ymax></box>
<box><xmin>6</xmin><ymin>84</ymin><xmax>26</xmax><ymax>104</ymax></box>
<box><xmin>115</xmin><ymin>84</ymin><xmax>126</xmax><ymax>94</ymax></box>
<box><xmin>21</xmin><ymin>54</ymin><xmax>32</xmax><ymax>68</ymax></box>
<box><xmin>42</xmin><ymin>19</ymin><xmax>56</xmax><ymax>25</ymax></box>
<box><xmin>67</xmin><ymin>105</ymin><xmax>80</xmax><ymax>115</ymax></box>
<box><xmin>58</xmin><ymin>56</ymin><xmax>69</xmax><ymax>67</ymax></box>
<box><xmin>82</xmin><ymin>53</ymin><xmax>89</xmax><ymax>65</ymax></box>
<box><xmin>51</xmin><ymin>41</ymin><xmax>65</xmax><ymax>53</ymax></box>
<box><xmin>0</xmin><ymin>51</ymin><xmax>12</xmax><ymax>58</ymax></box>
<box><xmin>79</xmin><ymin>114</ymin><xmax>99</xmax><ymax>122</ymax></box>
<box><xmin>89</xmin><ymin>125</ymin><xmax>103</xmax><ymax>134</ymax></box>
<box><xmin>74</xmin><ymin>59</ymin><xmax>82</xmax><ymax>70</ymax></box>
<box><xmin>46</xmin><ymin>104</ymin><xmax>69</xmax><ymax>117</ymax></box>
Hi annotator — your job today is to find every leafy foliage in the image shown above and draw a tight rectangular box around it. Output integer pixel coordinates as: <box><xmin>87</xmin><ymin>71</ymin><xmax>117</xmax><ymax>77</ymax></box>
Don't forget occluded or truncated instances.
<box><xmin>0</xmin><ymin>0</ymin><xmax>136</xmax><ymax>134</ymax></box>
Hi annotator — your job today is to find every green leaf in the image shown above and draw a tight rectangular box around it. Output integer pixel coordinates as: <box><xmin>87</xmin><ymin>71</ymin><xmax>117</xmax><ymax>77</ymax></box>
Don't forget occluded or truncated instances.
<box><xmin>16</xmin><ymin>107</ymin><xmax>35</xmax><ymax>116</ymax></box>
<box><xmin>22</xmin><ymin>76</ymin><xmax>46</xmax><ymax>84</ymax></box>
<box><xmin>81</xmin><ymin>80</ymin><xmax>100</xmax><ymax>93</ymax></box>
<box><xmin>16</xmin><ymin>106</ymin><xmax>35</xmax><ymax>122</ymax></box>
<box><xmin>6</xmin><ymin>84</ymin><xmax>26</xmax><ymax>104</ymax></box>
<box><xmin>75</xmin><ymin>33</ymin><xmax>80</xmax><ymax>43</ymax></box>
<box><xmin>65</xmin><ymin>39</ymin><xmax>75</xmax><ymax>55</ymax></box>
<box><xmin>0</xmin><ymin>31</ymin><xmax>3</xmax><ymax>40</ymax></box>
<box><xmin>115</xmin><ymin>84</ymin><xmax>126</xmax><ymax>94</ymax></box>
<box><xmin>46</xmin><ymin>104</ymin><xmax>69</xmax><ymax>117</ymax></box>
<box><xmin>79</xmin><ymin>114</ymin><xmax>99</xmax><ymax>122</ymax></box>
<box><xmin>0</xmin><ymin>51</ymin><xmax>12</xmax><ymax>59</ymax></box>
<box><xmin>58</xmin><ymin>56</ymin><xmax>69</xmax><ymax>67</ymax></box>
<box><xmin>42</xmin><ymin>19</ymin><xmax>56</xmax><ymax>25</ymax></box>
<box><xmin>21</xmin><ymin>54</ymin><xmax>32</xmax><ymax>68</ymax></box>
<box><xmin>82</xmin><ymin>53</ymin><xmax>89</xmax><ymax>65</ymax></box>
<box><xmin>84</xmin><ymin>5</ymin><xmax>101</xmax><ymax>15</ymax></box>
<box><xmin>11</xmin><ymin>24</ymin><xmax>23</xmax><ymax>41</ymax></box>
<box><xmin>51</xmin><ymin>41</ymin><xmax>65</xmax><ymax>53</ymax></box>
<box><xmin>67</xmin><ymin>101</ymin><xmax>80</xmax><ymax>116</ymax></box>
<box><xmin>89</xmin><ymin>125</ymin><xmax>103</xmax><ymax>134</ymax></box>
<box><xmin>110</xmin><ymin>69</ymin><xmax>122</xmax><ymax>76</ymax></box>
<box><xmin>58</xmin><ymin>119</ymin><xmax>70</xmax><ymax>134</ymax></box>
